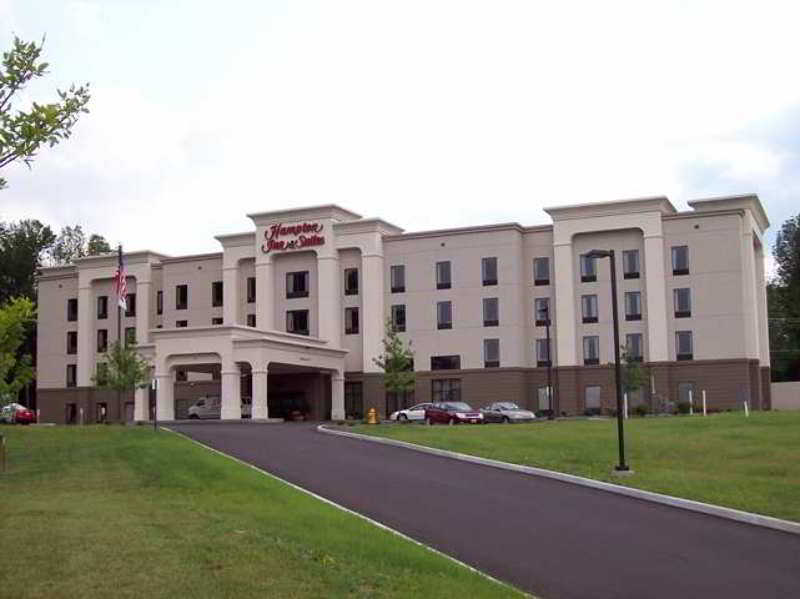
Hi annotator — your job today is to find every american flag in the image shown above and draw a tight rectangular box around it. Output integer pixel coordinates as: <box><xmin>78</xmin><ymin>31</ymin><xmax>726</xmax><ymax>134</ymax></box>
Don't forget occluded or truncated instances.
<box><xmin>113</xmin><ymin>246</ymin><xmax>127</xmax><ymax>311</ymax></box>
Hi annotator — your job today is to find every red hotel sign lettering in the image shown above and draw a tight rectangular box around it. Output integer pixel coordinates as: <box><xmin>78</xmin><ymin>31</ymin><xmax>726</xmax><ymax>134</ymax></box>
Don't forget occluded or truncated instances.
<box><xmin>262</xmin><ymin>222</ymin><xmax>325</xmax><ymax>253</ymax></box>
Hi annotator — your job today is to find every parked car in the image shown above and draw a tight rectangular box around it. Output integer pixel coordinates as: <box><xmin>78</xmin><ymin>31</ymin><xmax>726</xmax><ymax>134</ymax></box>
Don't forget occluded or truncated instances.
<box><xmin>0</xmin><ymin>403</ymin><xmax>36</xmax><ymax>425</ymax></box>
<box><xmin>480</xmin><ymin>402</ymin><xmax>536</xmax><ymax>423</ymax></box>
<box><xmin>187</xmin><ymin>396</ymin><xmax>252</xmax><ymax>419</ymax></box>
<box><xmin>424</xmin><ymin>402</ymin><xmax>483</xmax><ymax>425</ymax></box>
<box><xmin>389</xmin><ymin>403</ymin><xmax>433</xmax><ymax>422</ymax></box>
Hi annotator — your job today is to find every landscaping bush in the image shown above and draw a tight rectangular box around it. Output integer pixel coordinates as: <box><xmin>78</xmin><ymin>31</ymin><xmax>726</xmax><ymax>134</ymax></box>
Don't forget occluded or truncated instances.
<box><xmin>676</xmin><ymin>401</ymin><xmax>691</xmax><ymax>414</ymax></box>
<box><xmin>632</xmin><ymin>404</ymin><xmax>650</xmax><ymax>417</ymax></box>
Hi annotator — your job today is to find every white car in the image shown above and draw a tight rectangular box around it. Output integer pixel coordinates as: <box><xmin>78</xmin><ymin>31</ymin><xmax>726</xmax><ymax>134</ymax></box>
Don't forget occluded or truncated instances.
<box><xmin>389</xmin><ymin>403</ymin><xmax>433</xmax><ymax>422</ymax></box>
<box><xmin>187</xmin><ymin>396</ymin><xmax>252</xmax><ymax>419</ymax></box>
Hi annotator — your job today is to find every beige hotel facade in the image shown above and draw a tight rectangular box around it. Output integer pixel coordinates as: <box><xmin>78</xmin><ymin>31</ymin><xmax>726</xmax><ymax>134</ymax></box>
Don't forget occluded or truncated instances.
<box><xmin>36</xmin><ymin>194</ymin><xmax>771</xmax><ymax>424</ymax></box>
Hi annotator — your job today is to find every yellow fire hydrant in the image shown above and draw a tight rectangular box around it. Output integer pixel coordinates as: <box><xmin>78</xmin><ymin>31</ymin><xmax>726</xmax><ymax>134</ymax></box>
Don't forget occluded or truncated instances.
<box><xmin>367</xmin><ymin>407</ymin><xmax>379</xmax><ymax>425</ymax></box>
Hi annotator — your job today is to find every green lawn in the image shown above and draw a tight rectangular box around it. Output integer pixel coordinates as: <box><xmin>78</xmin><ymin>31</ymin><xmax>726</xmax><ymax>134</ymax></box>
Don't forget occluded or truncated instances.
<box><xmin>0</xmin><ymin>426</ymin><xmax>521</xmax><ymax>599</ymax></box>
<box><xmin>350</xmin><ymin>411</ymin><xmax>800</xmax><ymax>522</ymax></box>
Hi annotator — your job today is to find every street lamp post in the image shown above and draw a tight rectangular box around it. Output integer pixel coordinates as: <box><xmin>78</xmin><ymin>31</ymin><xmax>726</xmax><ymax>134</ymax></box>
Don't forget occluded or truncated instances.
<box><xmin>585</xmin><ymin>249</ymin><xmax>629</xmax><ymax>472</ymax></box>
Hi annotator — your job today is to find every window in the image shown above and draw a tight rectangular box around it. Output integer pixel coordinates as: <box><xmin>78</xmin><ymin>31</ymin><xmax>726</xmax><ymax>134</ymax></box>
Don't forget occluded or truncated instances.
<box><xmin>583</xmin><ymin>335</ymin><xmax>600</xmax><ymax>365</ymax></box>
<box><xmin>66</xmin><ymin>364</ymin><xmax>77</xmax><ymax>387</ymax></box>
<box><xmin>96</xmin><ymin>329</ymin><xmax>108</xmax><ymax>353</ymax></box>
<box><xmin>286</xmin><ymin>310</ymin><xmax>309</xmax><ymax>335</ymax></box>
<box><xmin>247</xmin><ymin>277</ymin><xmax>256</xmax><ymax>303</ymax></box>
<box><xmin>585</xmin><ymin>385</ymin><xmax>602</xmax><ymax>414</ymax></box>
<box><xmin>482</xmin><ymin>257</ymin><xmax>498</xmax><ymax>286</ymax></box>
<box><xmin>626</xmin><ymin>333</ymin><xmax>643</xmax><ymax>361</ymax></box>
<box><xmin>344</xmin><ymin>382</ymin><xmax>364</xmax><ymax>419</ymax></box>
<box><xmin>156</xmin><ymin>290</ymin><xmax>163</xmax><ymax>315</ymax></box>
<box><xmin>246</xmin><ymin>313</ymin><xmax>256</xmax><ymax>327</ymax></box>
<box><xmin>537</xmin><ymin>386</ymin><xmax>551</xmax><ymax>411</ymax></box>
<box><xmin>173</xmin><ymin>284</ymin><xmax>188</xmax><ymax>310</ymax></box>
<box><xmin>345</xmin><ymin>307</ymin><xmax>360</xmax><ymax>334</ymax></box>
<box><xmin>672</xmin><ymin>245</ymin><xmax>689</xmax><ymax>275</ymax></box>
<box><xmin>623</xmin><ymin>250</ymin><xmax>640</xmax><ymax>279</ymax></box>
<box><xmin>436</xmin><ymin>261</ymin><xmax>451</xmax><ymax>289</ymax></box>
<box><xmin>344</xmin><ymin>268</ymin><xmax>359</xmax><ymax>295</ymax></box>
<box><xmin>676</xmin><ymin>331</ymin><xmax>693</xmax><ymax>360</ymax></box>
<box><xmin>432</xmin><ymin>379</ymin><xmax>461</xmax><ymax>402</ymax></box>
<box><xmin>483</xmin><ymin>338</ymin><xmax>500</xmax><ymax>368</ymax></box>
<box><xmin>67</xmin><ymin>298</ymin><xmax>78</xmax><ymax>322</ymax></box>
<box><xmin>580</xmin><ymin>254</ymin><xmax>597</xmax><ymax>282</ymax></box>
<box><xmin>125</xmin><ymin>293</ymin><xmax>136</xmax><ymax>317</ymax></box>
<box><xmin>625</xmin><ymin>291</ymin><xmax>642</xmax><ymax>321</ymax></box>
<box><xmin>674</xmin><ymin>288</ymin><xmax>691</xmax><ymax>318</ymax></box>
<box><xmin>536</xmin><ymin>338</ymin><xmax>551</xmax><ymax>367</ymax></box>
<box><xmin>212</xmin><ymin>281</ymin><xmax>223</xmax><ymax>307</ymax></box>
<box><xmin>535</xmin><ymin>297</ymin><xmax>551</xmax><ymax>326</ymax></box>
<box><xmin>581</xmin><ymin>294</ymin><xmax>598</xmax><ymax>323</ymax></box>
<box><xmin>534</xmin><ymin>257</ymin><xmax>550</xmax><ymax>286</ymax></box>
<box><xmin>212</xmin><ymin>317</ymin><xmax>224</xmax><ymax>325</ymax></box>
<box><xmin>67</xmin><ymin>331</ymin><xmax>78</xmax><ymax>355</ymax></box>
<box><xmin>436</xmin><ymin>301</ymin><xmax>452</xmax><ymax>330</ymax></box>
<box><xmin>390</xmin><ymin>265</ymin><xmax>405</xmax><ymax>293</ymax></box>
<box><xmin>431</xmin><ymin>355</ymin><xmax>461</xmax><ymax>370</ymax></box>
<box><xmin>176</xmin><ymin>370</ymin><xmax>188</xmax><ymax>382</ymax></box>
<box><xmin>483</xmin><ymin>297</ymin><xmax>499</xmax><ymax>327</ymax></box>
<box><xmin>677</xmin><ymin>382</ymin><xmax>696</xmax><ymax>404</ymax></box>
<box><xmin>286</xmin><ymin>271</ymin><xmax>309</xmax><ymax>298</ymax></box>
<box><xmin>97</xmin><ymin>296</ymin><xmax>108</xmax><ymax>320</ymax></box>
<box><xmin>176</xmin><ymin>320</ymin><xmax>188</xmax><ymax>328</ymax></box>
<box><xmin>95</xmin><ymin>400</ymin><xmax>108</xmax><ymax>423</ymax></box>
<box><xmin>125</xmin><ymin>327</ymin><xmax>136</xmax><ymax>346</ymax></box>
<box><xmin>391</xmin><ymin>304</ymin><xmax>406</xmax><ymax>332</ymax></box>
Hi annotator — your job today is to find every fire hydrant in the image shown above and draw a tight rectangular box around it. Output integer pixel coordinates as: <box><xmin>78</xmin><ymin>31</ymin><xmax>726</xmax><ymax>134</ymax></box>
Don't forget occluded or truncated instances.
<box><xmin>367</xmin><ymin>407</ymin><xmax>379</xmax><ymax>425</ymax></box>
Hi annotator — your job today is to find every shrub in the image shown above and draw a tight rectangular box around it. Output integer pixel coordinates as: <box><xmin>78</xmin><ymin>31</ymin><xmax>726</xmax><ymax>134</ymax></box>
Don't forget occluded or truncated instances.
<box><xmin>632</xmin><ymin>404</ymin><xmax>650</xmax><ymax>417</ymax></box>
<box><xmin>676</xmin><ymin>401</ymin><xmax>691</xmax><ymax>414</ymax></box>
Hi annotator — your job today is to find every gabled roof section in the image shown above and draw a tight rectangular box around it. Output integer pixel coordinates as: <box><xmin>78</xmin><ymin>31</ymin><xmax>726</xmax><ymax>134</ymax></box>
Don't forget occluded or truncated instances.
<box><xmin>687</xmin><ymin>194</ymin><xmax>769</xmax><ymax>232</ymax></box>
<box><xmin>544</xmin><ymin>196</ymin><xmax>677</xmax><ymax>221</ymax></box>
<box><xmin>247</xmin><ymin>204</ymin><xmax>362</xmax><ymax>225</ymax></box>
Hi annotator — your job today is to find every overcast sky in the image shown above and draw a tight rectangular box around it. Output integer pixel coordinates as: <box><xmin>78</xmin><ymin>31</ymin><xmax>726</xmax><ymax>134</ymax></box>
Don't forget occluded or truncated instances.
<box><xmin>1</xmin><ymin>1</ymin><xmax>798</xmax><ymax>272</ymax></box>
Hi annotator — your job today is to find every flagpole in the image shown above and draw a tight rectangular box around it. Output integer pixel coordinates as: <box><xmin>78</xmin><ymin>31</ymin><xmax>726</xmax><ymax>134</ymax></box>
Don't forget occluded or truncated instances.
<box><xmin>117</xmin><ymin>245</ymin><xmax>123</xmax><ymax>423</ymax></box>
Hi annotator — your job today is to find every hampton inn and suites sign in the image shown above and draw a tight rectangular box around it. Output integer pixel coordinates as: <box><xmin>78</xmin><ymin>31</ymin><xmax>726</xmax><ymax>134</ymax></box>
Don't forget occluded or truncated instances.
<box><xmin>262</xmin><ymin>222</ymin><xmax>326</xmax><ymax>254</ymax></box>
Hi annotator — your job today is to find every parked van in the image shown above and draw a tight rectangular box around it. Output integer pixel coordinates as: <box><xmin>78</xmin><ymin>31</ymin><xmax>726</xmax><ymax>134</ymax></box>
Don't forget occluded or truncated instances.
<box><xmin>187</xmin><ymin>396</ymin><xmax>252</xmax><ymax>419</ymax></box>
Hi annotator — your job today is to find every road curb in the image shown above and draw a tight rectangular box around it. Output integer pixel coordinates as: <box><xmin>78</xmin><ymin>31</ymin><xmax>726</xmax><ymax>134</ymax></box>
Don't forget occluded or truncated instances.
<box><xmin>318</xmin><ymin>424</ymin><xmax>800</xmax><ymax>537</ymax></box>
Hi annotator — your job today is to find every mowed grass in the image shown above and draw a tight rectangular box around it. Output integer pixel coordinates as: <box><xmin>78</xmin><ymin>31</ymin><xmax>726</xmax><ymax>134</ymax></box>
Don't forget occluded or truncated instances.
<box><xmin>351</xmin><ymin>411</ymin><xmax>800</xmax><ymax>522</ymax></box>
<box><xmin>0</xmin><ymin>426</ymin><xmax>521</xmax><ymax>599</ymax></box>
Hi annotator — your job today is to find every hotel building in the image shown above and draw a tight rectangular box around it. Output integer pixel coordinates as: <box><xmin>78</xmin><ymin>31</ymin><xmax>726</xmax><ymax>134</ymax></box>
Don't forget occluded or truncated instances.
<box><xmin>36</xmin><ymin>194</ymin><xmax>771</xmax><ymax>423</ymax></box>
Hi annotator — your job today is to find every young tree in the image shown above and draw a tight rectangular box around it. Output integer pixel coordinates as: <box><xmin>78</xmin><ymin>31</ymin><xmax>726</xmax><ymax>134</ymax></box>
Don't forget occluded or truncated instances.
<box><xmin>0</xmin><ymin>37</ymin><xmax>90</xmax><ymax>190</ymax></box>
<box><xmin>0</xmin><ymin>297</ymin><xmax>36</xmax><ymax>407</ymax></box>
<box><xmin>93</xmin><ymin>340</ymin><xmax>152</xmax><ymax>418</ymax></box>
<box><xmin>621</xmin><ymin>344</ymin><xmax>649</xmax><ymax>412</ymax></box>
<box><xmin>372</xmin><ymin>318</ymin><xmax>415</xmax><ymax>400</ymax></box>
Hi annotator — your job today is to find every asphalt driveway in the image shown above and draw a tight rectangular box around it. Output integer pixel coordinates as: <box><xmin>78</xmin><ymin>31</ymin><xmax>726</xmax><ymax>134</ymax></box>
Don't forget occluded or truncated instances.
<box><xmin>170</xmin><ymin>422</ymin><xmax>800</xmax><ymax>599</ymax></box>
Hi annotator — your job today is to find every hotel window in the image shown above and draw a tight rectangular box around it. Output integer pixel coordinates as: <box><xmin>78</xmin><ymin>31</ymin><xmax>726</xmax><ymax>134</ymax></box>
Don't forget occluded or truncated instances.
<box><xmin>623</xmin><ymin>250</ymin><xmax>640</xmax><ymax>279</ymax></box>
<box><xmin>678</xmin><ymin>382</ymin><xmax>696</xmax><ymax>405</ymax></box>
<box><xmin>583</xmin><ymin>335</ymin><xmax>600</xmax><ymax>365</ymax></box>
<box><xmin>580</xmin><ymin>254</ymin><xmax>597</xmax><ymax>283</ymax></box>
<box><xmin>625</xmin><ymin>291</ymin><xmax>642</xmax><ymax>321</ymax></box>
<box><xmin>626</xmin><ymin>333</ymin><xmax>643</xmax><ymax>362</ymax></box>
<box><xmin>535</xmin><ymin>297</ymin><xmax>551</xmax><ymax>326</ymax></box>
<box><xmin>286</xmin><ymin>309</ymin><xmax>309</xmax><ymax>335</ymax></box>
<box><xmin>246</xmin><ymin>314</ymin><xmax>255</xmax><ymax>327</ymax></box>
<box><xmin>345</xmin><ymin>307</ymin><xmax>360</xmax><ymax>335</ymax></box>
<box><xmin>176</xmin><ymin>370</ymin><xmax>188</xmax><ymax>382</ymax></box>
<box><xmin>483</xmin><ymin>338</ymin><xmax>500</xmax><ymax>368</ymax></box>
<box><xmin>674</xmin><ymin>288</ymin><xmax>691</xmax><ymax>318</ymax></box>
<box><xmin>436</xmin><ymin>261</ymin><xmax>451</xmax><ymax>290</ymax></box>
<box><xmin>212</xmin><ymin>281</ymin><xmax>223</xmax><ymax>307</ymax></box>
<box><xmin>581</xmin><ymin>294</ymin><xmax>598</xmax><ymax>323</ymax></box>
<box><xmin>66</xmin><ymin>331</ymin><xmax>78</xmax><ymax>355</ymax></box>
<box><xmin>483</xmin><ymin>297</ymin><xmax>499</xmax><ymax>327</ymax></box>
<box><xmin>436</xmin><ymin>301</ymin><xmax>452</xmax><ymax>330</ymax></box>
<box><xmin>676</xmin><ymin>331</ymin><xmax>693</xmax><ymax>360</ymax></box>
<box><xmin>176</xmin><ymin>320</ymin><xmax>188</xmax><ymax>328</ymax></box>
<box><xmin>125</xmin><ymin>327</ymin><xmax>136</xmax><ymax>346</ymax></box>
<box><xmin>536</xmin><ymin>338</ymin><xmax>551</xmax><ymax>367</ymax></box>
<box><xmin>481</xmin><ymin>257</ymin><xmax>498</xmax><ymax>286</ymax></box>
<box><xmin>66</xmin><ymin>364</ymin><xmax>77</xmax><ymax>388</ymax></box>
<box><xmin>344</xmin><ymin>268</ymin><xmax>359</xmax><ymax>295</ymax></box>
<box><xmin>175</xmin><ymin>285</ymin><xmax>188</xmax><ymax>310</ymax></box>
<box><xmin>67</xmin><ymin>298</ymin><xmax>78</xmax><ymax>322</ymax></box>
<box><xmin>97</xmin><ymin>296</ymin><xmax>108</xmax><ymax>320</ymax></box>
<box><xmin>432</xmin><ymin>379</ymin><xmax>461</xmax><ymax>403</ymax></box>
<box><xmin>247</xmin><ymin>277</ymin><xmax>256</xmax><ymax>303</ymax></box>
<box><xmin>286</xmin><ymin>271</ymin><xmax>309</xmax><ymax>299</ymax></box>
<box><xmin>390</xmin><ymin>265</ymin><xmax>405</xmax><ymax>293</ymax></box>
<box><xmin>97</xmin><ymin>329</ymin><xmax>108</xmax><ymax>353</ymax></box>
<box><xmin>156</xmin><ymin>290</ymin><xmax>163</xmax><ymax>315</ymax></box>
<box><xmin>344</xmin><ymin>382</ymin><xmax>364</xmax><ymax>419</ymax></box>
<box><xmin>431</xmin><ymin>355</ymin><xmax>461</xmax><ymax>370</ymax></box>
<box><xmin>125</xmin><ymin>293</ymin><xmax>136</xmax><ymax>317</ymax></box>
<box><xmin>585</xmin><ymin>386</ymin><xmax>602</xmax><ymax>414</ymax></box>
<box><xmin>537</xmin><ymin>386</ymin><xmax>551</xmax><ymax>412</ymax></box>
<box><xmin>672</xmin><ymin>245</ymin><xmax>689</xmax><ymax>275</ymax></box>
<box><xmin>534</xmin><ymin>257</ymin><xmax>550</xmax><ymax>286</ymax></box>
<box><xmin>212</xmin><ymin>317</ymin><xmax>224</xmax><ymax>326</ymax></box>
<box><xmin>391</xmin><ymin>304</ymin><xmax>406</xmax><ymax>332</ymax></box>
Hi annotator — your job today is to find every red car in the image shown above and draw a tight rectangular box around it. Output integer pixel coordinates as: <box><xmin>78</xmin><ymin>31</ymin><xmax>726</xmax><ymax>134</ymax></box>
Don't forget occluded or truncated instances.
<box><xmin>424</xmin><ymin>402</ymin><xmax>484</xmax><ymax>425</ymax></box>
<box><xmin>0</xmin><ymin>403</ymin><xmax>36</xmax><ymax>425</ymax></box>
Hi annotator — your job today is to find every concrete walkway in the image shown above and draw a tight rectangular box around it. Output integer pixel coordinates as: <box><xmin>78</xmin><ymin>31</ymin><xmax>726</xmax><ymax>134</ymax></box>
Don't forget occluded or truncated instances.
<box><xmin>171</xmin><ymin>422</ymin><xmax>800</xmax><ymax>599</ymax></box>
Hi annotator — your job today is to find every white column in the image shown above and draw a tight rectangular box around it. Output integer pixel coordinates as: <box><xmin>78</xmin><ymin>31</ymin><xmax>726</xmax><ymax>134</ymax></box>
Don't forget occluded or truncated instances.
<box><xmin>223</xmin><ymin>266</ymin><xmax>239</xmax><ymax>326</ymax></box>
<box><xmin>316</xmin><ymin>254</ymin><xmax>341</xmax><ymax>344</ymax></box>
<box><xmin>755</xmin><ymin>245</ymin><xmax>770</xmax><ymax>366</ymax></box>
<box><xmin>553</xmin><ymin>242</ymin><xmax>577</xmax><ymax>366</ymax></box>
<box><xmin>221</xmin><ymin>362</ymin><xmax>242</xmax><ymax>419</ymax></box>
<box><xmin>741</xmin><ymin>222</ymin><xmax>760</xmax><ymax>360</ymax></box>
<box><xmin>361</xmin><ymin>253</ymin><xmax>385</xmax><ymax>371</ymax></box>
<box><xmin>135</xmin><ymin>280</ymin><xmax>151</xmax><ymax>345</ymax></box>
<box><xmin>134</xmin><ymin>386</ymin><xmax>149</xmax><ymax>421</ymax></box>
<box><xmin>331</xmin><ymin>371</ymin><xmax>345</xmax><ymax>420</ymax></box>
<box><xmin>643</xmin><ymin>234</ymin><xmax>669</xmax><ymax>362</ymax></box>
<box><xmin>255</xmin><ymin>261</ymin><xmax>274</xmax><ymax>330</ymax></box>
<box><xmin>252</xmin><ymin>368</ymin><xmax>269</xmax><ymax>420</ymax></box>
<box><xmin>155</xmin><ymin>372</ymin><xmax>175</xmax><ymax>421</ymax></box>
<box><xmin>76</xmin><ymin>283</ymin><xmax>94</xmax><ymax>386</ymax></box>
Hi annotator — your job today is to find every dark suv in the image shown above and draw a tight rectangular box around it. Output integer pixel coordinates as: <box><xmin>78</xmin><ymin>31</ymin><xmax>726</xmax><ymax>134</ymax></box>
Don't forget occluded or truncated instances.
<box><xmin>424</xmin><ymin>402</ymin><xmax>484</xmax><ymax>425</ymax></box>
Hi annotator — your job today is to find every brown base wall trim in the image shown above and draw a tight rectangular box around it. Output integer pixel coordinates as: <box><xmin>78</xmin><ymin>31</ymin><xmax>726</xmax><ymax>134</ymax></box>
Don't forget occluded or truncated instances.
<box><xmin>319</xmin><ymin>425</ymin><xmax>800</xmax><ymax>537</ymax></box>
